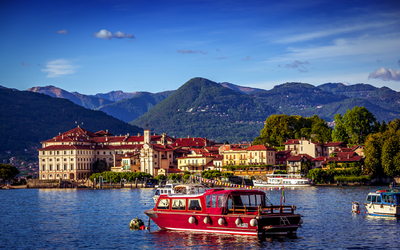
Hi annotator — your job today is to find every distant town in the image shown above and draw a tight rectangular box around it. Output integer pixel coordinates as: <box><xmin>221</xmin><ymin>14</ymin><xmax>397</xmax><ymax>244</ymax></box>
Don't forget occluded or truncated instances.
<box><xmin>33</xmin><ymin>125</ymin><xmax>364</xmax><ymax>182</ymax></box>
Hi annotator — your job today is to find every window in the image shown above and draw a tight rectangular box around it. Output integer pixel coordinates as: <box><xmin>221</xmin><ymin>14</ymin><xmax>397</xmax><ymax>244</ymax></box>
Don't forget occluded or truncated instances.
<box><xmin>157</xmin><ymin>199</ymin><xmax>170</xmax><ymax>210</ymax></box>
<box><xmin>49</xmin><ymin>165</ymin><xmax>52</xmax><ymax>171</ymax></box>
<box><xmin>206</xmin><ymin>195</ymin><xmax>211</xmax><ymax>208</ymax></box>
<box><xmin>188</xmin><ymin>199</ymin><xmax>202</xmax><ymax>211</ymax></box>
<box><xmin>57</xmin><ymin>165</ymin><xmax>59</xmax><ymax>170</ymax></box>
<box><xmin>71</xmin><ymin>164</ymin><xmax>74</xmax><ymax>170</ymax></box>
<box><xmin>212</xmin><ymin>194</ymin><xmax>218</xmax><ymax>207</ymax></box>
<box><xmin>64</xmin><ymin>164</ymin><xmax>67</xmax><ymax>170</ymax></box>
<box><xmin>171</xmin><ymin>199</ymin><xmax>186</xmax><ymax>210</ymax></box>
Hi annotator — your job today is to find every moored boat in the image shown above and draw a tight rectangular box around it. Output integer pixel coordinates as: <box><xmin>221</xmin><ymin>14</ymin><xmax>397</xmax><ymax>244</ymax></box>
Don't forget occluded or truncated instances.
<box><xmin>363</xmin><ymin>188</ymin><xmax>400</xmax><ymax>217</ymax></box>
<box><xmin>152</xmin><ymin>183</ymin><xmax>207</xmax><ymax>203</ymax></box>
<box><xmin>253</xmin><ymin>173</ymin><xmax>311</xmax><ymax>187</ymax></box>
<box><xmin>145</xmin><ymin>188</ymin><xmax>303</xmax><ymax>236</ymax></box>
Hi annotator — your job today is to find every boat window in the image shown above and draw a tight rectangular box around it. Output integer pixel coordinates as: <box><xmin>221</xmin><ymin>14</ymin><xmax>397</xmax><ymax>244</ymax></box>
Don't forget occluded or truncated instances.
<box><xmin>171</xmin><ymin>199</ymin><xmax>186</xmax><ymax>210</ymax></box>
<box><xmin>206</xmin><ymin>195</ymin><xmax>211</xmax><ymax>208</ymax></box>
<box><xmin>366</xmin><ymin>195</ymin><xmax>371</xmax><ymax>202</ymax></box>
<box><xmin>250</xmin><ymin>195</ymin><xmax>256</xmax><ymax>206</ymax></box>
<box><xmin>212</xmin><ymin>194</ymin><xmax>218</xmax><ymax>208</ymax></box>
<box><xmin>155</xmin><ymin>190</ymin><xmax>160</xmax><ymax>195</ymax></box>
<box><xmin>157</xmin><ymin>199</ymin><xmax>170</xmax><ymax>210</ymax></box>
<box><xmin>389</xmin><ymin>196</ymin><xmax>395</xmax><ymax>204</ymax></box>
<box><xmin>168</xmin><ymin>190</ymin><xmax>172</xmax><ymax>194</ymax></box>
<box><xmin>382</xmin><ymin>195</ymin><xmax>388</xmax><ymax>203</ymax></box>
<box><xmin>227</xmin><ymin>196</ymin><xmax>233</xmax><ymax>209</ymax></box>
<box><xmin>376</xmin><ymin>196</ymin><xmax>382</xmax><ymax>203</ymax></box>
<box><xmin>395</xmin><ymin>195</ymin><xmax>400</xmax><ymax>205</ymax></box>
<box><xmin>371</xmin><ymin>196</ymin><xmax>377</xmax><ymax>203</ymax></box>
<box><xmin>241</xmin><ymin>195</ymin><xmax>250</xmax><ymax>206</ymax></box>
<box><xmin>218</xmin><ymin>194</ymin><xmax>225</xmax><ymax>208</ymax></box>
<box><xmin>188</xmin><ymin>199</ymin><xmax>202</xmax><ymax>211</ymax></box>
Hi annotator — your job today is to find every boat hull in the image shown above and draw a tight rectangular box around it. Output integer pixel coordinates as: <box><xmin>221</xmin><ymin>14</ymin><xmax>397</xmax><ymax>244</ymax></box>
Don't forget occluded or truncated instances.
<box><xmin>145</xmin><ymin>209</ymin><xmax>302</xmax><ymax>236</ymax></box>
<box><xmin>364</xmin><ymin>203</ymin><xmax>400</xmax><ymax>217</ymax></box>
<box><xmin>254</xmin><ymin>183</ymin><xmax>311</xmax><ymax>187</ymax></box>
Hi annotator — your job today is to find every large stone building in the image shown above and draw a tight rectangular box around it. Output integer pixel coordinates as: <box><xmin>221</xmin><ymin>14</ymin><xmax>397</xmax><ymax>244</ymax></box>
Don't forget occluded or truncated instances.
<box><xmin>38</xmin><ymin>126</ymin><xmax>180</xmax><ymax>180</ymax></box>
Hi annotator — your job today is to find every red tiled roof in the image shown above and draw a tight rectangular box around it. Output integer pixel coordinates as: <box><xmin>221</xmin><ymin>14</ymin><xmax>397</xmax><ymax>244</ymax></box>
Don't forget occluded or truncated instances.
<box><xmin>38</xmin><ymin>145</ymin><xmax>93</xmax><ymax>151</ymax></box>
<box><xmin>284</xmin><ymin>139</ymin><xmax>299</xmax><ymax>145</ymax></box>
<box><xmin>276</xmin><ymin>150</ymin><xmax>291</xmax><ymax>155</ymax></box>
<box><xmin>246</xmin><ymin>145</ymin><xmax>276</xmax><ymax>151</ymax></box>
<box><xmin>286</xmin><ymin>154</ymin><xmax>314</xmax><ymax>162</ymax></box>
<box><xmin>324</xmin><ymin>142</ymin><xmax>346</xmax><ymax>147</ymax></box>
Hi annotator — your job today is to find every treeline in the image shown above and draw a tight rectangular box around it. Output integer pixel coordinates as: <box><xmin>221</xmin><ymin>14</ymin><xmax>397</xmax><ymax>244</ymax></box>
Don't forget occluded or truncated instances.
<box><xmin>364</xmin><ymin>119</ymin><xmax>400</xmax><ymax>177</ymax></box>
<box><xmin>88</xmin><ymin>171</ymin><xmax>152</xmax><ymax>183</ymax></box>
<box><xmin>253</xmin><ymin>106</ymin><xmax>385</xmax><ymax>146</ymax></box>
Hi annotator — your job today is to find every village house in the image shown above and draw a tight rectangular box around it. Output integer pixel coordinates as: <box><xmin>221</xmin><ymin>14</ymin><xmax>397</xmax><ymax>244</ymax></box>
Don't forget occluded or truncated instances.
<box><xmin>284</xmin><ymin>138</ymin><xmax>323</xmax><ymax>158</ymax></box>
<box><xmin>246</xmin><ymin>145</ymin><xmax>276</xmax><ymax>165</ymax></box>
<box><xmin>286</xmin><ymin>154</ymin><xmax>314</xmax><ymax>174</ymax></box>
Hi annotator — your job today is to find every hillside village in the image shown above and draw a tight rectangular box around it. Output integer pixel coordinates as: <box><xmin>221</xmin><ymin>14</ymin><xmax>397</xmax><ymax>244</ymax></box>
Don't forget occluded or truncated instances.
<box><xmin>37</xmin><ymin>126</ymin><xmax>365</xmax><ymax>181</ymax></box>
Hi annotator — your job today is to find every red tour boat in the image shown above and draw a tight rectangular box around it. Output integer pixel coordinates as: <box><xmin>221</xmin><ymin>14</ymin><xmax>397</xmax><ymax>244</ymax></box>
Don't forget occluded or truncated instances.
<box><xmin>144</xmin><ymin>188</ymin><xmax>302</xmax><ymax>236</ymax></box>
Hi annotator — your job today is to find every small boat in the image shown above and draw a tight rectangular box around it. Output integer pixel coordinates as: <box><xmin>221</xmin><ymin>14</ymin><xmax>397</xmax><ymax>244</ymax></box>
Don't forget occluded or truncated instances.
<box><xmin>145</xmin><ymin>188</ymin><xmax>303</xmax><ymax>236</ymax></box>
<box><xmin>363</xmin><ymin>188</ymin><xmax>400</xmax><ymax>217</ymax></box>
<box><xmin>152</xmin><ymin>183</ymin><xmax>180</xmax><ymax>203</ymax></box>
<box><xmin>153</xmin><ymin>183</ymin><xmax>207</xmax><ymax>203</ymax></box>
<box><xmin>253</xmin><ymin>173</ymin><xmax>311</xmax><ymax>187</ymax></box>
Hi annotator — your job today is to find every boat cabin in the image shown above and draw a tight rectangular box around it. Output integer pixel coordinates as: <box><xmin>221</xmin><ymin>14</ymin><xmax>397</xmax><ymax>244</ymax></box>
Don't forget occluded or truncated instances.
<box><xmin>155</xmin><ymin>189</ymin><xmax>293</xmax><ymax>215</ymax></box>
<box><xmin>365</xmin><ymin>191</ymin><xmax>400</xmax><ymax>205</ymax></box>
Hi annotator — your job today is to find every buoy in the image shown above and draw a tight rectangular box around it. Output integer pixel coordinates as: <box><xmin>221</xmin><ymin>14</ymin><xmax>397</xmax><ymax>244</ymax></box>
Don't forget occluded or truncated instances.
<box><xmin>218</xmin><ymin>217</ymin><xmax>225</xmax><ymax>226</ymax></box>
<box><xmin>129</xmin><ymin>216</ymin><xmax>145</xmax><ymax>230</ymax></box>
<box><xmin>235</xmin><ymin>217</ymin><xmax>242</xmax><ymax>226</ymax></box>
<box><xmin>189</xmin><ymin>216</ymin><xmax>196</xmax><ymax>224</ymax></box>
<box><xmin>352</xmin><ymin>201</ymin><xmax>360</xmax><ymax>214</ymax></box>
<box><xmin>250</xmin><ymin>218</ymin><xmax>258</xmax><ymax>227</ymax></box>
<box><xmin>203</xmin><ymin>216</ymin><xmax>210</xmax><ymax>224</ymax></box>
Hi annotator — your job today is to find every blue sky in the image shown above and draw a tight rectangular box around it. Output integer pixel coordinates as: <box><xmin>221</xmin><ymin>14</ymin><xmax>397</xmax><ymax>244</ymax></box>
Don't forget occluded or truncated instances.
<box><xmin>1</xmin><ymin>0</ymin><xmax>400</xmax><ymax>94</ymax></box>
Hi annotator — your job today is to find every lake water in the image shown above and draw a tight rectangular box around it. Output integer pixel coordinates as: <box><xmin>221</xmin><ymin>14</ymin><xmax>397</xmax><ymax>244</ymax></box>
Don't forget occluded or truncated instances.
<box><xmin>1</xmin><ymin>186</ymin><xmax>400</xmax><ymax>249</ymax></box>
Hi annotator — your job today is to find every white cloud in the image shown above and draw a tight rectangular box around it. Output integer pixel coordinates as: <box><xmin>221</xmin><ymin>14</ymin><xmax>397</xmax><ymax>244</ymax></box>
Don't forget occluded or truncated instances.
<box><xmin>368</xmin><ymin>67</ymin><xmax>400</xmax><ymax>81</ymax></box>
<box><xmin>57</xmin><ymin>29</ymin><xmax>67</xmax><ymax>34</ymax></box>
<box><xmin>113</xmin><ymin>31</ymin><xmax>135</xmax><ymax>39</ymax></box>
<box><xmin>267</xmin><ymin>34</ymin><xmax>400</xmax><ymax>63</ymax></box>
<box><xmin>275</xmin><ymin>21</ymin><xmax>397</xmax><ymax>44</ymax></box>
<box><xmin>41</xmin><ymin>59</ymin><xmax>77</xmax><ymax>78</ymax></box>
<box><xmin>177</xmin><ymin>50</ymin><xmax>207</xmax><ymax>55</ymax></box>
<box><xmin>92</xmin><ymin>29</ymin><xmax>135</xmax><ymax>40</ymax></box>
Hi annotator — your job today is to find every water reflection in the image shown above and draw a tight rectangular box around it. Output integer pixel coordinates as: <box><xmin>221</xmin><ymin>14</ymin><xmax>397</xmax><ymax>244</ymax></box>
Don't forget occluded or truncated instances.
<box><xmin>1</xmin><ymin>186</ymin><xmax>400</xmax><ymax>249</ymax></box>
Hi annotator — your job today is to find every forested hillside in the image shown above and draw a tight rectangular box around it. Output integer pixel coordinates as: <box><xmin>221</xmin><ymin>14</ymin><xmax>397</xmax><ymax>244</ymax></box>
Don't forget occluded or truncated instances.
<box><xmin>0</xmin><ymin>88</ymin><xmax>143</xmax><ymax>152</ymax></box>
<box><xmin>131</xmin><ymin>78</ymin><xmax>275</xmax><ymax>143</ymax></box>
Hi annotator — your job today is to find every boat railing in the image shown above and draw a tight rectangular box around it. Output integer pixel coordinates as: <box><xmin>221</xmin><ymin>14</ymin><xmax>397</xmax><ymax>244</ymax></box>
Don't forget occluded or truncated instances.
<box><xmin>228</xmin><ymin>204</ymin><xmax>295</xmax><ymax>215</ymax></box>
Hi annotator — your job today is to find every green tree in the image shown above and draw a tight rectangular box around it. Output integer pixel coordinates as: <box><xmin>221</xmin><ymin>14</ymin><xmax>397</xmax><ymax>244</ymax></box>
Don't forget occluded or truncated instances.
<box><xmin>168</xmin><ymin>173</ymin><xmax>181</xmax><ymax>182</ymax></box>
<box><xmin>381</xmin><ymin>130</ymin><xmax>400</xmax><ymax>177</ymax></box>
<box><xmin>332</xmin><ymin>114</ymin><xmax>348</xmax><ymax>143</ymax></box>
<box><xmin>343</xmin><ymin>106</ymin><xmax>376</xmax><ymax>144</ymax></box>
<box><xmin>311</xmin><ymin>117</ymin><xmax>332</xmax><ymax>143</ymax></box>
<box><xmin>93</xmin><ymin>160</ymin><xmax>109</xmax><ymax>172</ymax></box>
<box><xmin>155</xmin><ymin>175</ymin><xmax>167</xmax><ymax>181</ymax></box>
<box><xmin>255</xmin><ymin>114</ymin><xmax>293</xmax><ymax>146</ymax></box>
<box><xmin>364</xmin><ymin>133</ymin><xmax>383</xmax><ymax>175</ymax></box>
<box><xmin>0</xmin><ymin>164</ymin><xmax>20</xmax><ymax>184</ymax></box>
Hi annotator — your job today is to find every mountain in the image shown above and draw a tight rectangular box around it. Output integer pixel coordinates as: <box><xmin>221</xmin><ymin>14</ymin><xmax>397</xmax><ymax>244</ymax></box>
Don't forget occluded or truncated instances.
<box><xmin>318</xmin><ymin>83</ymin><xmax>400</xmax><ymax>113</ymax></box>
<box><xmin>130</xmin><ymin>77</ymin><xmax>276</xmax><ymax>143</ymax></box>
<box><xmin>27</xmin><ymin>86</ymin><xmax>175</xmax><ymax>122</ymax></box>
<box><xmin>97</xmin><ymin>91</ymin><xmax>174</xmax><ymax>122</ymax></box>
<box><xmin>219</xmin><ymin>82</ymin><xmax>264</xmax><ymax>95</ymax></box>
<box><xmin>0</xmin><ymin>87</ymin><xmax>143</xmax><ymax>153</ymax></box>
<box><xmin>28</xmin><ymin>86</ymin><xmax>114</xmax><ymax>109</ymax></box>
<box><xmin>91</xmin><ymin>90</ymin><xmax>138</xmax><ymax>102</ymax></box>
<box><xmin>250</xmin><ymin>82</ymin><xmax>399</xmax><ymax>122</ymax></box>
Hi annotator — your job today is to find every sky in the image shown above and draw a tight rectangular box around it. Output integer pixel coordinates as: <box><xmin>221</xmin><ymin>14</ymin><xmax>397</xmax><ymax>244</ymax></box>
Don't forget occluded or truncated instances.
<box><xmin>1</xmin><ymin>0</ymin><xmax>400</xmax><ymax>95</ymax></box>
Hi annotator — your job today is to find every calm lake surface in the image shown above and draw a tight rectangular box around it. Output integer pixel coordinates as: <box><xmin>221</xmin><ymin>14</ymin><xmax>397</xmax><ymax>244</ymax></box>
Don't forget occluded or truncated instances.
<box><xmin>1</xmin><ymin>186</ymin><xmax>400</xmax><ymax>249</ymax></box>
